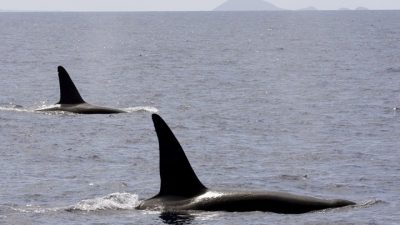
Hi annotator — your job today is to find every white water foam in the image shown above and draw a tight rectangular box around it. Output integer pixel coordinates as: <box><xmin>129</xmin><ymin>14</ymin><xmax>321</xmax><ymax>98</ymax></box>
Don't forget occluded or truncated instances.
<box><xmin>123</xmin><ymin>106</ymin><xmax>159</xmax><ymax>113</ymax></box>
<box><xmin>66</xmin><ymin>192</ymin><xmax>140</xmax><ymax>212</ymax></box>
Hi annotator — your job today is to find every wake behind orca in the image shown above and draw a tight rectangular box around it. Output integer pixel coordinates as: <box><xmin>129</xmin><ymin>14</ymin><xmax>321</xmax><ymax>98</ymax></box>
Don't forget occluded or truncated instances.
<box><xmin>137</xmin><ymin>114</ymin><xmax>355</xmax><ymax>214</ymax></box>
<box><xmin>36</xmin><ymin>66</ymin><xmax>126</xmax><ymax>114</ymax></box>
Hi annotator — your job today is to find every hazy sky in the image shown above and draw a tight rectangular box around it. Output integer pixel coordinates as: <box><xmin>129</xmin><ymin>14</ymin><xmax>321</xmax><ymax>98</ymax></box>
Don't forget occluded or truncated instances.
<box><xmin>1</xmin><ymin>0</ymin><xmax>399</xmax><ymax>11</ymax></box>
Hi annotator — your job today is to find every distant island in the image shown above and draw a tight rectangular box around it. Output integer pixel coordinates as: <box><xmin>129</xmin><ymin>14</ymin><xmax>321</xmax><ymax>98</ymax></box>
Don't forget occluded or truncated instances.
<box><xmin>214</xmin><ymin>1</ymin><xmax>370</xmax><ymax>11</ymax></box>
<box><xmin>298</xmin><ymin>6</ymin><xmax>318</xmax><ymax>11</ymax></box>
<box><xmin>214</xmin><ymin>0</ymin><xmax>283</xmax><ymax>11</ymax></box>
<box><xmin>338</xmin><ymin>7</ymin><xmax>369</xmax><ymax>11</ymax></box>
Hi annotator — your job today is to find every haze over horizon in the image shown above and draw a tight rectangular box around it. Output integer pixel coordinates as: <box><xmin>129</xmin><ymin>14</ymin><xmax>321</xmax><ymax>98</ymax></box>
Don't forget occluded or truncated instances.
<box><xmin>0</xmin><ymin>0</ymin><xmax>399</xmax><ymax>11</ymax></box>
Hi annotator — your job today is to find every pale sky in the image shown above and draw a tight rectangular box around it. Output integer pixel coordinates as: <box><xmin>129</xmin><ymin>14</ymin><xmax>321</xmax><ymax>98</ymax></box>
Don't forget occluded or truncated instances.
<box><xmin>0</xmin><ymin>0</ymin><xmax>399</xmax><ymax>11</ymax></box>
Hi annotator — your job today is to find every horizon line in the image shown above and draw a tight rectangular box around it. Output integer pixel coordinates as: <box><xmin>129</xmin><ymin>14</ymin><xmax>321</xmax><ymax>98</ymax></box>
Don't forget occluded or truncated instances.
<box><xmin>1</xmin><ymin>9</ymin><xmax>400</xmax><ymax>13</ymax></box>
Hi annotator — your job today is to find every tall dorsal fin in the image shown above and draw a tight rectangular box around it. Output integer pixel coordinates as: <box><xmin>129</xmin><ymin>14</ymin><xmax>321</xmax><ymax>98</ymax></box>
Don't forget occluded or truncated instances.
<box><xmin>57</xmin><ymin>66</ymin><xmax>85</xmax><ymax>104</ymax></box>
<box><xmin>152</xmin><ymin>114</ymin><xmax>207</xmax><ymax>197</ymax></box>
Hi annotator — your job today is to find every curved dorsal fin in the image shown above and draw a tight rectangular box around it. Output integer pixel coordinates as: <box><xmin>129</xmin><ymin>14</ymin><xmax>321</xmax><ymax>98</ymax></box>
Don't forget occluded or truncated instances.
<box><xmin>57</xmin><ymin>66</ymin><xmax>85</xmax><ymax>104</ymax></box>
<box><xmin>152</xmin><ymin>114</ymin><xmax>207</xmax><ymax>197</ymax></box>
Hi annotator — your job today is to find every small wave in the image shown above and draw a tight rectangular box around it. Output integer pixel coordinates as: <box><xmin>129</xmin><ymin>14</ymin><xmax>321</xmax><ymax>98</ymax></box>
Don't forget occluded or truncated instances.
<box><xmin>0</xmin><ymin>106</ymin><xmax>31</xmax><ymax>113</ymax></box>
<box><xmin>279</xmin><ymin>174</ymin><xmax>308</xmax><ymax>181</ymax></box>
<box><xmin>0</xmin><ymin>104</ymin><xmax>159</xmax><ymax>114</ymax></box>
<box><xmin>9</xmin><ymin>205</ymin><xmax>61</xmax><ymax>214</ymax></box>
<box><xmin>0</xmin><ymin>102</ymin><xmax>53</xmax><ymax>113</ymax></box>
<box><xmin>0</xmin><ymin>103</ymin><xmax>31</xmax><ymax>113</ymax></box>
<box><xmin>386</xmin><ymin>67</ymin><xmax>400</xmax><ymax>73</ymax></box>
<box><xmin>123</xmin><ymin>106</ymin><xmax>159</xmax><ymax>113</ymax></box>
<box><xmin>0</xmin><ymin>106</ymin><xmax>16</xmax><ymax>111</ymax></box>
<box><xmin>66</xmin><ymin>192</ymin><xmax>140</xmax><ymax>212</ymax></box>
<box><xmin>357</xmin><ymin>199</ymin><xmax>386</xmax><ymax>208</ymax></box>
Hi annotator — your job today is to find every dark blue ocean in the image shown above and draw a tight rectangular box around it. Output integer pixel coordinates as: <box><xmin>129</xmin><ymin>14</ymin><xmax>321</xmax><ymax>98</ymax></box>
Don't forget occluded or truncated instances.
<box><xmin>0</xmin><ymin>11</ymin><xmax>399</xmax><ymax>224</ymax></box>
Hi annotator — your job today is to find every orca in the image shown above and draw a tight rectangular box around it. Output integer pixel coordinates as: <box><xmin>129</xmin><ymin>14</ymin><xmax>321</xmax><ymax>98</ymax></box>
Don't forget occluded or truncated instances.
<box><xmin>36</xmin><ymin>66</ymin><xmax>126</xmax><ymax>114</ymax></box>
<box><xmin>136</xmin><ymin>114</ymin><xmax>355</xmax><ymax>214</ymax></box>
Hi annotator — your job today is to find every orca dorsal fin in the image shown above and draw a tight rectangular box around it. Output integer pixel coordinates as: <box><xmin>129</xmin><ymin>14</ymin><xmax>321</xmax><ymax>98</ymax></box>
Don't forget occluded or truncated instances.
<box><xmin>152</xmin><ymin>114</ymin><xmax>207</xmax><ymax>197</ymax></box>
<box><xmin>57</xmin><ymin>66</ymin><xmax>85</xmax><ymax>104</ymax></box>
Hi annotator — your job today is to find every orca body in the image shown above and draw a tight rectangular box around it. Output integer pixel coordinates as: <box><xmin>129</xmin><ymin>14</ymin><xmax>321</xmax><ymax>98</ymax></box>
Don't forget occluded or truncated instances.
<box><xmin>37</xmin><ymin>66</ymin><xmax>125</xmax><ymax>114</ymax></box>
<box><xmin>137</xmin><ymin>114</ymin><xmax>355</xmax><ymax>214</ymax></box>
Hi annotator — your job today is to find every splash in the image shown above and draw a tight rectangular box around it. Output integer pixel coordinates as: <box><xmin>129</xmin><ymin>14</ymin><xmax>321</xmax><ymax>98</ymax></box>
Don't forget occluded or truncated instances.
<box><xmin>8</xmin><ymin>193</ymin><xmax>140</xmax><ymax>214</ymax></box>
<box><xmin>66</xmin><ymin>193</ymin><xmax>140</xmax><ymax>212</ymax></box>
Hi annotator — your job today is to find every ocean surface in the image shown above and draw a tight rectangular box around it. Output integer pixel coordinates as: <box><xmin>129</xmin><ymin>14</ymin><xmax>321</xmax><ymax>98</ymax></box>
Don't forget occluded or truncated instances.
<box><xmin>0</xmin><ymin>11</ymin><xmax>399</xmax><ymax>224</ymax></box>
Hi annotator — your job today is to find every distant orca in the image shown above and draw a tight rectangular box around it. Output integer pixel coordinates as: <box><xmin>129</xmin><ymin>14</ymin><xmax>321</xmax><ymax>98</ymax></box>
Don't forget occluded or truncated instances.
<box><xmin>137</xmin><ymin>114</ymin><xmax>355</xmax><ymax>213</ymax></box>
<box><xmin>37</xmin><ymin>66</ymin><xmax>125</xmax><ymax>114</ymax></box>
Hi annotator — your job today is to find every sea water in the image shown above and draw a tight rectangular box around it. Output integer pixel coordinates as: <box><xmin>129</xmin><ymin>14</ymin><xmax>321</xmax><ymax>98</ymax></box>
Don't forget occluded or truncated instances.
<box><xmin>0</xmin><ymin>11</ymin><xmax>399</xmax><ymax>224</ymax></box>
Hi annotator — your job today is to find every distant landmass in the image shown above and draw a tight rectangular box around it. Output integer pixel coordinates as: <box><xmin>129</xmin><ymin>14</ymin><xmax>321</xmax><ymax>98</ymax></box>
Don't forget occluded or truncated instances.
<box><xmin>298</xmin><ymin>6</ymin><xmax>318</xmax><ymax>11</ymax></box>
<box><xmin>214</xmin><ymin>1</ymin><xmax>370</xmax><ymax>12</ymax></box>
<box><xmin>214</xmin><ymin>0</ymin><xmax>283</xmax><ymax>11</ymax></box>
<box><xmin>0</xmin><ymin>9</ymin><xmax>36</xmax><ymax>12</ymax></box>
<box><xmin>338</xmin><ymin>7</ymin><xmax>369</xmax><ymax>11</ymax></box>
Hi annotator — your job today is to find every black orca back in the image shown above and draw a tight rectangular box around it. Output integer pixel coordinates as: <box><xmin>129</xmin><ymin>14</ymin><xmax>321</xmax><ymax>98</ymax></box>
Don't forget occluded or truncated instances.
<box><xmin>57</xmin><ymin>66</ymin><xmax>85</xmax><ymax>104</ymax></box>
<box><xmin>152</xmin><ymin>114</ymin><xmax>207</xmax><ymax>197</ymax></box>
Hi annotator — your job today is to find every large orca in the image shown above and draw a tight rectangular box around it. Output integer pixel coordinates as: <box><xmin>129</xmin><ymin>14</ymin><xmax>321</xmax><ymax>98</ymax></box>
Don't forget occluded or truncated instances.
<box><xmin>36</xmin><ymin>66</ymin><xmax>126</xmax><ymax>114</ymax></box>
<box><xmin>136</xmin><ymin>114</ymin><xmax>355</xmax><ymax>214</ymax></box>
